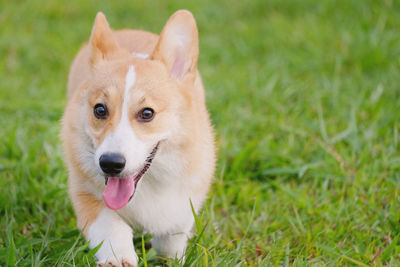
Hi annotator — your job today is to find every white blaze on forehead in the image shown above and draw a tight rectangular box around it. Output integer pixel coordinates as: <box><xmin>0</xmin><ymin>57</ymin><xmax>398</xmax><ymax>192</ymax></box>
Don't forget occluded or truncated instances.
<box><xmin>122</xmin><ymin>65</ymin><xmax>136</xmax><ymax>120</ymax></box>
<box><xmin>94</xmin><ymin>65</ymin><xmax>149</xmax><ymax>174</ymax></box>
<box><xmin>132</xmin><ymin>52</ymin><xmax>149</xmax><ymax>59</ymax></box>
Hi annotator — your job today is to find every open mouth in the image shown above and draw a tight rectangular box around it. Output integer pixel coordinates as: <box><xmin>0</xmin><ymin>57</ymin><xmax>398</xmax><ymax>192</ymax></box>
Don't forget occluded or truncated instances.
<box><xmin>102</xmin><ymin>142</ymin><xmax>159</xmax><ymax>210</ymax></box>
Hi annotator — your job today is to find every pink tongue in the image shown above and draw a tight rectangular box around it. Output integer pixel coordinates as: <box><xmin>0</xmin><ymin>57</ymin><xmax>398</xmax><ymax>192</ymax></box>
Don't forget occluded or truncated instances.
<box><xmin>102</xmin><ymin>177</ymin><xmax>135</xmax><ymax>210</ymax></box>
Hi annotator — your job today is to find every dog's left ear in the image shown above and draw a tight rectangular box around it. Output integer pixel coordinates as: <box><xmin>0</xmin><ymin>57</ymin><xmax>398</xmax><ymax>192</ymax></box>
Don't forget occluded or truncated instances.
<box><xmin>152</xmin><ymin>10</ymin><xmax>199</xmax><ymax>81</ymax></box>
<box><xmin>89</xmin><ymin>12</ymin><xmax>120</xmax><ymax>66</ymax></box>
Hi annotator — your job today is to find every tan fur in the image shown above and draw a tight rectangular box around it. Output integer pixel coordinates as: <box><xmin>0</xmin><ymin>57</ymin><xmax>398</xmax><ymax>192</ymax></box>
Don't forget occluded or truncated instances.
<box><xmin>72</xmin><ymin>191</ymin><xmax>103</xmax><ymax>236</ymax></box>
<box><xmin>68</xmin><ymin>28</ymin><xmax>158</xmax><ymax>99</ymax></box>
<box><xmin>61</xmin><ymin>10</ymin><xmax>215</xmax><ymax>265</ymax></box>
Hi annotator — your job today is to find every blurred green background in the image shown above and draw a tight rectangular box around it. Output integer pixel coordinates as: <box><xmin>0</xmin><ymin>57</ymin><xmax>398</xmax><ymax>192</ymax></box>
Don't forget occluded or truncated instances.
<box><xmin>1</xmin><ymin>0</ymin><xmax>400</xmax><ymax>266</ymax></box>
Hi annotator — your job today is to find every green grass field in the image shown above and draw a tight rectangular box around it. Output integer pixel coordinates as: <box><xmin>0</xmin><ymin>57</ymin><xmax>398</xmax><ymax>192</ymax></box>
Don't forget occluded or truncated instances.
<box><xmin>1</xmin><ymin>0</ymin><xmax>400</xmax><ymax>266</ymax></box>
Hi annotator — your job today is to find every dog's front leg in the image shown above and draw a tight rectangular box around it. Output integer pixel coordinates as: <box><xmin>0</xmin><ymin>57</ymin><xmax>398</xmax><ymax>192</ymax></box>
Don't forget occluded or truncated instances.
<box><xmin>87</xmin><ymin>209</ymin><xmax>138</xmax><ymax>267</ymax></box>
<box><xmin>151</xmin><ymin>232</ymin><xmax>189</xmax><ymax>261</ymax></box>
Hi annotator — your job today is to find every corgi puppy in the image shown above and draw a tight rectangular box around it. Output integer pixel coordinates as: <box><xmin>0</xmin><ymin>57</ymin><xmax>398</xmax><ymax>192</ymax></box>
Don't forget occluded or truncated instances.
<box><xmin>61</xmin><ymin>10</ymin><xmax>215</xmax><ymax>266</ymax></box>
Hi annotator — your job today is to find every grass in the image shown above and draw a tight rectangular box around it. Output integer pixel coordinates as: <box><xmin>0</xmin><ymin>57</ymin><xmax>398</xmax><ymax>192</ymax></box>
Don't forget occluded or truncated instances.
<box><xmin>1</xmin><ymin>0</ymin><xmax>400</xmax><ymax>265</ymax></box>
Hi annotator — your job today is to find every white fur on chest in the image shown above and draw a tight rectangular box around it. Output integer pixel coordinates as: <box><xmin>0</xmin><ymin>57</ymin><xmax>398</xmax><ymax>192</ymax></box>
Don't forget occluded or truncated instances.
<box><xmin>116</xmin><ymin>151</ymin><xmax>197</xmax><ymax>235</ymax></box>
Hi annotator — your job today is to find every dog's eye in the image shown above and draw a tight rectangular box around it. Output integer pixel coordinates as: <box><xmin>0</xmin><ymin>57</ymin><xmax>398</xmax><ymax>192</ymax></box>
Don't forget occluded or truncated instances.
<box><xmin>138</xmin><ymin>108</ymin><xmax>155</xmax><ymax>122</ymax></box>
<box><xmin>94</xmin><ymin>104</ymin><xmax>108</xmax><ymax>119</ymax></box>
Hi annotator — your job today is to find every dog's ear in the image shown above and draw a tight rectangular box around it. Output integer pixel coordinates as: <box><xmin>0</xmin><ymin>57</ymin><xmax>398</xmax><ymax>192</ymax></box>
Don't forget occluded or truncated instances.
<box><xmin>152</xmin><ymin>10</ymin><xmax>199</xmax><ymax>81</ymax></box>
<box><xmin>89</xmin><ymin>12</ymin><xmax>119</xmax><ymax>66</ymax></box>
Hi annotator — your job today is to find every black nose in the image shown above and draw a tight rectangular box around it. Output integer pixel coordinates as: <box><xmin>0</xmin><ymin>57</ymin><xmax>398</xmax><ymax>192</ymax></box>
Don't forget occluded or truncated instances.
<box><xmin>99</xmin><ymin>153</ymin><xmax>126</xmax><ymax>175</ymax></box>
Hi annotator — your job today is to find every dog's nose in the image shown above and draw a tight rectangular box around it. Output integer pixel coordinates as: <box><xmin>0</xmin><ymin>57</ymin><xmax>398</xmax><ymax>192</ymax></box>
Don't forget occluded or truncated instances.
<box><xmin>99</xmin><ymin>153</ymin><xmax>126</xmax><ymax>175</ymax></box>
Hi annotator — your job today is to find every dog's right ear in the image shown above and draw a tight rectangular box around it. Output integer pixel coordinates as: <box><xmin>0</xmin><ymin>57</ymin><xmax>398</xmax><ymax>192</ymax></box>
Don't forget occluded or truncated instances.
<box><xmin>89</xmin><ymin>12</ymin><xmax>119</xmax><ymax>66</ymax></box>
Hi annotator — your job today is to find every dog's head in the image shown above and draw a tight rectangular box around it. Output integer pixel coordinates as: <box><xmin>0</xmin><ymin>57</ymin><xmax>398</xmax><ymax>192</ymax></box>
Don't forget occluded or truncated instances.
<box><xmin>66</xmin><ymin>11</ymin><xmax>199</xmax><ymax>210</ymax></box>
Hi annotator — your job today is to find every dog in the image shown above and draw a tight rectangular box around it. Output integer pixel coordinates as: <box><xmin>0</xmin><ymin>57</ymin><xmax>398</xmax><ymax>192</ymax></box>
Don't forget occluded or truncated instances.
<box><xmin>61</xmin><ymin>10</ymin><xmax>215</xmax><ymax>266</ymax></box>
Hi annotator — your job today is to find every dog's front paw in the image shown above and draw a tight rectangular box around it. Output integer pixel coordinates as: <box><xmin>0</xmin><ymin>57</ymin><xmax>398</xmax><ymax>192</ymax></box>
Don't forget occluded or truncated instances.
<box><xmin>97</xmin><ymin>258</ymin><xmax>137</xmax><ymax>267</ymax></box>
<box><xmin>96</xmin><ymin>249</ymin><xmax>138</xmax><ymax>267</ymax></box>
<box><xmin>95</xmin><ymin>246</ymin><xmax>138</xmax><ymax>267</ymax></box>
